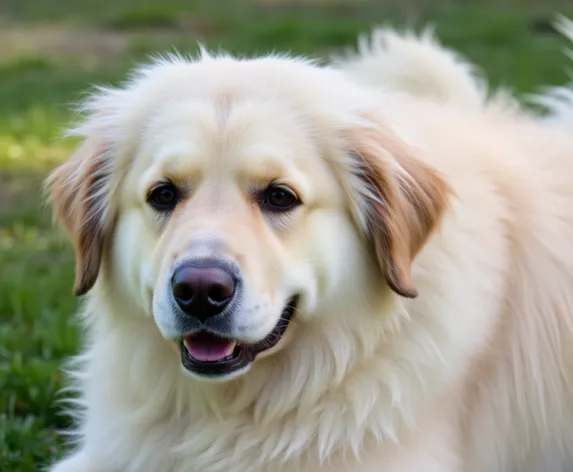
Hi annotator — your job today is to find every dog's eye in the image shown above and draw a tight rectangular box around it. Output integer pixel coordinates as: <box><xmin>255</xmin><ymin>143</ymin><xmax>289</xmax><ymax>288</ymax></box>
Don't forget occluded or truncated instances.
<box><xmin>261</xmin><ymin>184</ymin><xmax>300</xmax><ymax>212</ymax></box>
<box><xmin>147</xmin><ymin>182</ymin><xmax>179</xmax><ymax>211</ymax></box>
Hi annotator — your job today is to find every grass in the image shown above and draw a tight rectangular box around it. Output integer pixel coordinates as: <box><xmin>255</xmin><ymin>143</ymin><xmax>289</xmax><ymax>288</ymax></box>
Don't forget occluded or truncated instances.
<box><xmin>1</xmin><ymin>0</ymin><xmax>572</xmax><ymax>470</ymax></box>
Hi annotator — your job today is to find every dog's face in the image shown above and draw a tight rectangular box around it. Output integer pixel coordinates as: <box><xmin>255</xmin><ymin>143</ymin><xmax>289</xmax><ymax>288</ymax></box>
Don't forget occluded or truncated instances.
<box><xmin>117</xmin><ymin>93</ymin><xmax>352</xmax><ymax>380</ymax></box>
<box><xmin>47</xmin><ymin>55</ymin><xmax>450</xmax><ymax>381</ymax></box>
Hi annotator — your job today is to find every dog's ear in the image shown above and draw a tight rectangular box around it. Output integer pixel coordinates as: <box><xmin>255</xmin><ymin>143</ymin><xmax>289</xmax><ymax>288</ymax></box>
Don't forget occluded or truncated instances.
<box><xmin>347</xmin><ymin>116</ymin><xmax>451</xmax><ymax>298</ymax></box>
<box><xmin>46</xmin><ymin>138</ymin><xmax>113</xmax><ymax>296</ymax></box>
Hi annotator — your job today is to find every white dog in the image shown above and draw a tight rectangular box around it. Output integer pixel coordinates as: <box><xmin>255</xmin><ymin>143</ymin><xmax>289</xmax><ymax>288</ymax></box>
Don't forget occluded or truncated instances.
<box><xmin>48</xmin><ymin>22</ymin><xmax>573</xmax><ymax>472</ymax></box>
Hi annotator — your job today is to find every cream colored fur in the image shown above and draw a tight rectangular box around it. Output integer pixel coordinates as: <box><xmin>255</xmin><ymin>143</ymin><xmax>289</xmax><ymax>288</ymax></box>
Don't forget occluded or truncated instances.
<box><xmin>331</xmin><ymin>27</ymin><xmax>487</xmax><ymax>108</ymax></box>
<box><xmin>48</xmin><ymin>27</ymin><xmax>573</xmax><ymax>472</ymax></box>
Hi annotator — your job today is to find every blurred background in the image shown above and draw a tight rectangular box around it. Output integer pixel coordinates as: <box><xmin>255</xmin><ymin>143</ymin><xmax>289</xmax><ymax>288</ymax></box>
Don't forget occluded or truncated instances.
<box><xmin>1</xmin><ymin>0</ymin><xmax>572</xmax><ymax>470</ymax></box>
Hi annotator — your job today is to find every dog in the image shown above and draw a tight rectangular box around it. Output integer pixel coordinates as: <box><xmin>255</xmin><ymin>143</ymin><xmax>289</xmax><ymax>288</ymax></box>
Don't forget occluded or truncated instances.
<box><xmin>47</xmin><ymin>22</ymin><xmax>573</xmax><ymax>472</ymax></box>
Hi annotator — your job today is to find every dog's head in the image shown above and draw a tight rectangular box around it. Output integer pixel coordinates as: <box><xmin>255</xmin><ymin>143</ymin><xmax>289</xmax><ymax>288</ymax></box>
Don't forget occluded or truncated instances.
<box><xmin>47</xmin><ymin>54</ymin><xmax>450</xmax><ymax>381</ymax></box>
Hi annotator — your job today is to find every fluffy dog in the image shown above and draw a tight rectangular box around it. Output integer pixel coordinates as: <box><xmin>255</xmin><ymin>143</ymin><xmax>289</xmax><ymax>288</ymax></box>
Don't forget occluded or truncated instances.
<box><xmin>48</xmin><ymin>23</ymin><xmax>573</xmax><ymax>472</ymax></box>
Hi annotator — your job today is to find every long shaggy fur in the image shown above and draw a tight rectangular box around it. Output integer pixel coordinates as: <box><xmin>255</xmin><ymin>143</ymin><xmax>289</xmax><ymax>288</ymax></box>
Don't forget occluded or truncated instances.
<box><xmin>48</xmin><ymin>24</ymin><xmax>573</xmax><ymax>472</ymax></box>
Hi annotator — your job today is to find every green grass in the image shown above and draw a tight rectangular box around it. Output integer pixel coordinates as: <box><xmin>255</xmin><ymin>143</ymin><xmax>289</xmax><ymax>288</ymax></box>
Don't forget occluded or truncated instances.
<box><xmin>1</xmin><ymin>0</ymin><xmax>572</xmax><ymax>470</ymax></box>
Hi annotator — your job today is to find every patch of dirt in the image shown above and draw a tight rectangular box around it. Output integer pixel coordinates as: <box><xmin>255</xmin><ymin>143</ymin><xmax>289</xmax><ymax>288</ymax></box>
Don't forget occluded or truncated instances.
<box><xmin>0</xmin><ymin>25</ymin><xmax>130</xmax><ymax>61</ymax></box>
<box><xmin>0</xmin><ymin>18</ymin><xmax>224</xmax><ymax>63</ymax></box>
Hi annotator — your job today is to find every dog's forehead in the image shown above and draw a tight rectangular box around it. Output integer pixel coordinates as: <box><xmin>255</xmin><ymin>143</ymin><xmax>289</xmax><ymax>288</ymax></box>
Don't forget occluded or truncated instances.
<box><xmin>138</xmin><ymin>90</ymin><xmax>320</xmax><ymax>179</ymax></box>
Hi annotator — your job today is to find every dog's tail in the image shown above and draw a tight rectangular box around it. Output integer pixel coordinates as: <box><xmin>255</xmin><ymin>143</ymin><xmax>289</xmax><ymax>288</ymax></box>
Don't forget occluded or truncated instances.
<box><xmin>333</xmin><ymin>27</ymin><xmax>487</xmax><ymax>109</ymax></box>
<box><xmin>531</xmin><ymin>16</ymin><xmax>573</xmax><ymax>128</ymax></box>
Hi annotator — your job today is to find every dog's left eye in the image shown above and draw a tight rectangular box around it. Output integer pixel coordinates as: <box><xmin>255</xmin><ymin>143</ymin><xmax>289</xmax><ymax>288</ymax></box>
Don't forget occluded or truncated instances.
<box><xmin>261</xmin><ymin>184</ymin><xmax>300</xmax><ymax>212</ymax></box>
<box><xmin>147</xmin><ymin>182</ymin><xmax>179</xmax><ymax>211</ymax></box>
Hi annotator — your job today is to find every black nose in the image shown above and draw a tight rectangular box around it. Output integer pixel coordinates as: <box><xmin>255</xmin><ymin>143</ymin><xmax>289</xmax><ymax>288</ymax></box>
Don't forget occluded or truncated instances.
<box><xmin>171</xmin><ymin>261</ymin><xmax>236</xmax><ymax>322</ymax></box>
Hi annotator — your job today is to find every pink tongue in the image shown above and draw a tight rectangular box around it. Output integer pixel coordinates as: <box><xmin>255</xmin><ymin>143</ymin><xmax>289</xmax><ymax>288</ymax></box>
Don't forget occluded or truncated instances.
<box><xmin>184</xmin><ymin>333</ymin><xmax>236</xmax><ymax>362</ymax></box>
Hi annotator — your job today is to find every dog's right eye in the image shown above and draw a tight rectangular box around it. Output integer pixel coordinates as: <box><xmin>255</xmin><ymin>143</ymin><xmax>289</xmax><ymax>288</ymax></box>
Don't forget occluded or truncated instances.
<box><xmin>147</xmin><ymin>182</ymin><xmax>179</xmax><ymax>211</ymax></box>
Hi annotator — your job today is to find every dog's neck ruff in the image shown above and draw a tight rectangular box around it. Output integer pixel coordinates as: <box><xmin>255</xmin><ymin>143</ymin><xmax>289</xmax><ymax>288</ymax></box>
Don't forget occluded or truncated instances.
<box><xmin>81</xmin><ymin>288</ymin><xmax>446</xmax><ymax>471</ymax></box>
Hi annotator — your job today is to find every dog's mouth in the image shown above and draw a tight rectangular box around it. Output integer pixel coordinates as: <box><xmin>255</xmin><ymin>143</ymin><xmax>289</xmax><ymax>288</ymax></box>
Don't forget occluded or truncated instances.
<box><xmin>179</xmin><ymin>296</ymin><xmax>298</xmax><ymax>378</ymax></box>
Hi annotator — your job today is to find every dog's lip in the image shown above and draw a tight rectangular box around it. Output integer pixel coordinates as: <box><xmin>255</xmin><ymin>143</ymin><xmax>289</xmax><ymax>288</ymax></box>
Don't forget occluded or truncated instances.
<box><xmin>179</xmin><ymin>295</ymin><xmax>299</xmax><ymax>377</ymax></box>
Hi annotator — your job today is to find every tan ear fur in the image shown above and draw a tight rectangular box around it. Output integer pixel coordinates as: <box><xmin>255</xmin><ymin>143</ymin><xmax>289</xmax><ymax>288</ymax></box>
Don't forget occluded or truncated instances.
<box><xmin>46</xmin><ymin>140</ymin><xmax>111</xmax><ymax>296</ymax></box>
<box><xmin>349</xmin><ymin>116</ymin><xmax>452</xmax><ymax>298</ymax></box>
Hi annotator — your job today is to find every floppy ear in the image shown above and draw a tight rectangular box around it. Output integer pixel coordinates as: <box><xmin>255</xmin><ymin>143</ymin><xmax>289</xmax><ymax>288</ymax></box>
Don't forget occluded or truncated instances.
<box><xmin>46</xmin><ymin>138</ymin><xmax>113</xmax><ymax>296</ymax></box>
<box><xmin>347</xmin><ymin>116</ymin><xmax>451</xmax><ymax>298</ymax></box>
